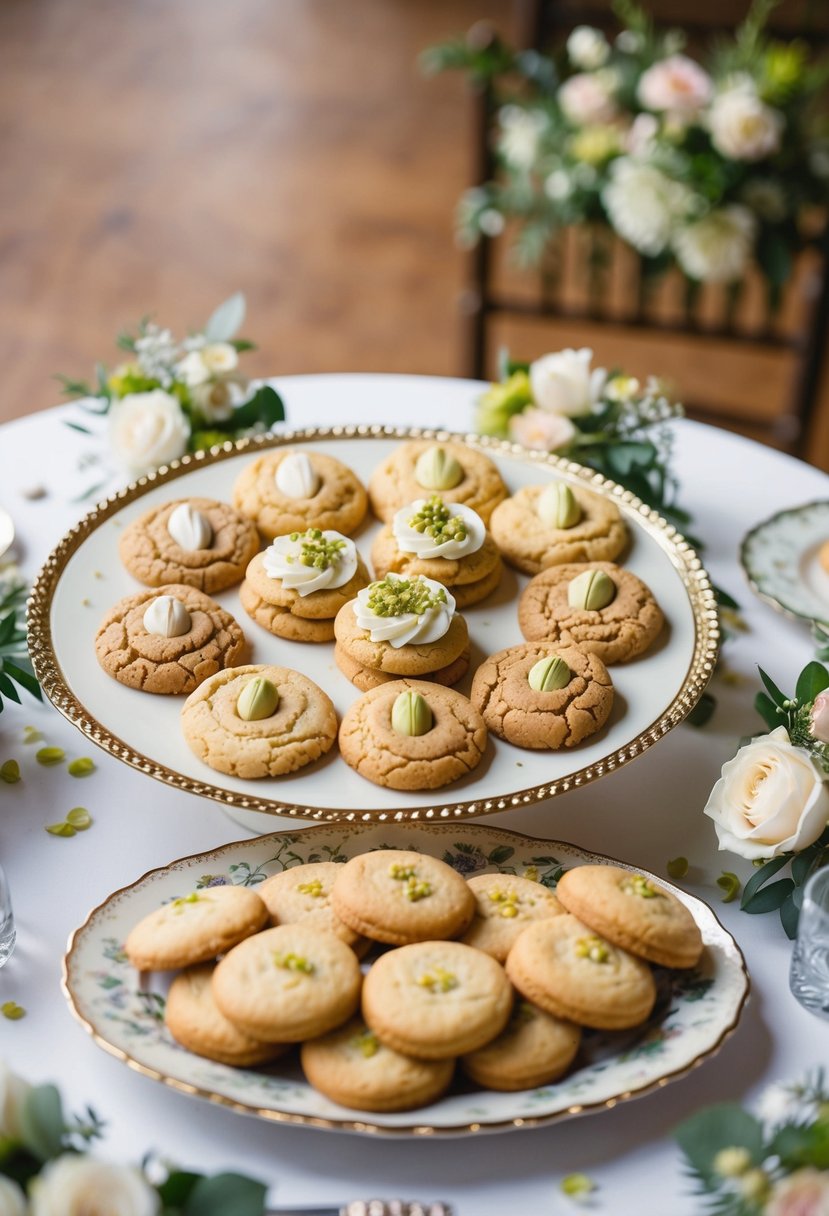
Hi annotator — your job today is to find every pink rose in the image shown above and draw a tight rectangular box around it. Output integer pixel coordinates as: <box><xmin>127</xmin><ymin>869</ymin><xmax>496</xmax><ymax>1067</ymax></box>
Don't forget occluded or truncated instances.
<box><xmin>766</xmin><ymin>1169</ymin><xmax>829</xmax><ymax>1216</ymax></box>
<box><xmin>558</xmin><ymin>72</ymin><xmax>618</xmax><ymax>126</ymax></box>
<box><xmin>811</xmin><ymin>691</ymin><xmax>829</xmax><ymax>744</ymax></box>
<box><xmin>509</xmin><ymin>408</ymin><xmax>576</xmax><ymax>452</ymax></box>
<box><xmin>638</xmin><ymin>54</ymin><xmax>712</xmax><ymax>117</ymax></box>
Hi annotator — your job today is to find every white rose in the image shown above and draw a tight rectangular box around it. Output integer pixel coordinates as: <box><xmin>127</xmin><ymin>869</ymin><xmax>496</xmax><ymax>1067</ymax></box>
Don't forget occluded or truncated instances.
<box><xmin>566</xmin><ymin>26</ymin><xmax>609</xmax><ymax>71</ymax></box>
<box><xmin>200</xmin><ymin>342</ymin><xmax>238</xmax><ymax>375</ymax></box>
<box><xmin>497</xmin><ymin>105</ymin><xmax>546</xmax><ymax>170</ymax></box>
<box><xmin>603</xmin><ymin>158</ymin><xmax>694</xmax><ymax>256</ymax></box>
<box><xmin>0</xmin><ymin>1178</ymin><xmax>27</xmax><ymax>1216</ymax></box>
<box><xmin>709</xmin><ymin>86</ymin><xmax>784</xmax><ymax>161</ymax></box>
<box><xmin>30</xmin><ymin>1155</ymin><xmax>159</xmax><ymax>1216</ymax></box>
<box><xmin>703</xmin><ymin>726</ymin><xmax>829</xmax><ymax>860</ymax></box>
<box><xmin>175</xmin><ymin>350</ymin><xmax>210</xmax><ymax>387</ymax></box>
<box><xmin>558</xmin><ymin>72</ymin><xmax>618</xmax><ymax>126</ymax></box>
<box><xmin>673</xmin><ymin>205</ymin><xmax>756</xmax><ymax>283</ymax></box>
<box><xmin>190</xmin><ymin>377</ymin><xmax>246</xmax><ymax>423</ymax></box>
<box><xmin>109</xmin><ymin>390</ymin><xmax>190</xmax><ymax>476</ymax></box>
<box><xmin>529</xmin><ymin>348</ymin><xmax>607</xmax><ymax>417</ymax></box>
<box><xmin>0</xmin><ymin>1061</ymin><xmax>32</xmax><ymax>1140</ymax></box>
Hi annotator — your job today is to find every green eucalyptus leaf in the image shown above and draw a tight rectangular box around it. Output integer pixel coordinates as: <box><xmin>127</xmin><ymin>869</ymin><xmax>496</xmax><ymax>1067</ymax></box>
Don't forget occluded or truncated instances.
<box><xmin>792</xmin><ymin>845</ymin><xmax>822</xmax><ymax>886</ymax></box>
<box><xmin>686</xmin><ymin>692</ymin><xmax>715</xmax><ymax>727</ymax></box>
<box><xmin>780</xmin><ymin>891</ymin><xmax>800</xmax><ymax>939</ymax></box>
<box><xmin>759</xmin><ymin>667</ymin><xmax>788</xmax><ymax>708</ymax></box>
<box><xmin>796</xmin><ymin>661</ymin><xmax>829</xmax><ymax>706</ymax></box>
<box><xmin>755</xmin><ymin>691</ymin><xmax>782</xmax><ymax>732</ymax></box>
<box><xmin>713</xmin><ymin>585</ymin><xmax>740</xmax><ymax>610</ymax></box>
<box><xmin>18</xmin><ymin>1085</ymin><xmax>66</xmax><ymax>1162</ymax></box>
<box><xmin>230</xmin><ymin>385</ymin><xmax>285</xmax><ymax>431</ymax></box>
<box><xmin>157</xmin><ymin>1170</ymin><xmax>202</xmax><ymax>1205</ymax></box>
<box><xmin>604</xmin><ymin>441</ymin><xmax>657</xmax><ymax>477</ymax></box>
<box><xmin>182</xmin><ymin>1171</ymin><xmax>267</xmax><ymax>1216</ymax></box>
<box><xmin>742</xmin><ymin>877</ymin><xmax>795</xmax><ymax>914</ymax></box>
<box><xmin>204</xmin><ymin>293</ymin><xmax>246</xmax><ymax>343</ymax></box>
<box><xmin>3</xmin><ymin>661</ymin><xmax>42</xmax><ymax>701</ymax></box>
<box><xmin>675</xmin><ymin>1104</ymin><xmax>764</xmax><ymax>1182</ymax></box>
<box><xmin>741</xmin><ymin>854</ymin><xmax>790</xmax><ymax>907</ymax></box>
<box><xmin>0</xmin><ymin>673</ymin><xmax>21</xmax><ymax>704</ymax></box>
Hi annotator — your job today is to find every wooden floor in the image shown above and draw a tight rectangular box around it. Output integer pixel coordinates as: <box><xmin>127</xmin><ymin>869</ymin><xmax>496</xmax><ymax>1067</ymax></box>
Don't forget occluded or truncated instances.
<box><xmin>2</xmin><ymin>0</ymin><xmax>828</xmax><ymax>468</ymax></box>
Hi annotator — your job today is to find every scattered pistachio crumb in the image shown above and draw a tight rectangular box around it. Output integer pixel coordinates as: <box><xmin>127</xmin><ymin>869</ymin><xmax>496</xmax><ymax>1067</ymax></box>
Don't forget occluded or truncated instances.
<box><xmin>93</xmin><ymin>570</ymin><xmax>103</xmax><ymax>579</ymax></box>
<box><xmin>68</xmin><ymin>757</ymin><xmax>95</xmax><ymax>778</ymax></box>
<box><xmin>297</xmin><ymin>879</ymin><xmax>325</xmax><ymax>897</ymax></box>
<box><xmin>1</xmin><ymin>1002</ymin><xmax>26</xmax><ymax>1021</ymax></box>
<box><xmin>575</xmin><ymin>935</ymin><xmax>610</xmax><ymax>964</ymax></box>
<box><xmin>667</xmin><ymin>856</ymin><xmax>689</xmax><ymax>880</ymax></box>
<box><xmin>0</xmin><ymin>760</ymin><xmax>21</xmax><ymax>784</ymax></box>
<box><xmin>273</xmin><ymin>951</ymin><xmax>314</xmax><ymax>974</ymax></box>
<box><xmin>621</xmin><ymin>874</ymin><xmax>662</xmax><ymax>899</ymax></box>
<box><xmin>172</xmin><ymin>892</ymin><xmax>201</xmax><ymax>910</ymax></box>
<box><xmin>81</xmin><ymin>598</ymin><xmax>91</xmax><ymax>607</ymax></box>
<box><xmin>66</xmin><ymin>807</ymin><xmax>92</xmax><ymax>830</ymax></box>
<box><xmin>717</xmin><ymin>872</ymin><xmax>741</xmax><ymax>903</ymax></box>
<box><xmin>351</xmin><ymin>1029</ymin><xmax>380</xmax><ymax>1058</ymax></box>
<box><xmin>560</xmin><ymin>1173</ymin><xmax>596</xmax><ymax>1201</ymax></box>
<box><xmin>46</xmin><ymin>821</ymin><xmax>76</xmax><ymax>837</ymax></box>
<box><xmin>36</xmin><ymin>747</ymin><xmax>65</xmax><ymax>766</ymax></box>
<box><xmin>22</xmin><ymin>726</ymin><xmax>43</xmax><ymax>744</ymax></box>
<box><xmin>416</xmin><ymin>967</ymin><xmax>458</xmax><ymax>993</ymax></box>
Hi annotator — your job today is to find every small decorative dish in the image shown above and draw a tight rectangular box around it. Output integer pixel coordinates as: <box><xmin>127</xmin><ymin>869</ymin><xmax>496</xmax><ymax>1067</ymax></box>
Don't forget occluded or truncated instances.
<box><xmin>740</xmin><ymin>500</ymin><xmax>829</xmax><ymax>626</ymax></box>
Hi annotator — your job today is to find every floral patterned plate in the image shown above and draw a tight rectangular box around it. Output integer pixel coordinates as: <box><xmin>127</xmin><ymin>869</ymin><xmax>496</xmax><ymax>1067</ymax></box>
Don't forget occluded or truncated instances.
<box><xmin>63</xmin><ymin>823</ymin><xmax>749</xmax><ymax>1137</ymax></box>
<box><xmin>740</xmin><ymin>501</ymin><xmax>829</xmax><ymax>626</ymax></box>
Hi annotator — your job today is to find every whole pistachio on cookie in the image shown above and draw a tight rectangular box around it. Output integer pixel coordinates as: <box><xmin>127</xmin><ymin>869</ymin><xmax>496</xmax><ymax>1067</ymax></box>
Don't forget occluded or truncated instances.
<box><xmin>537</xmin><ymin>483</ymin><xmax>582</xmax><ymax>530</ymax></box>
<box><xmin>414</xmin><ymin>445</ymin><xmax>463</xmax><ymax>491</ymax></box>
<box><xmin>237</xmin><ymin>676</ymin><xmax>280</xmax><ymax>721</ymax></box>
<box><xmin>391</xmin><ymin>689</ymin><xmax>434</xmax><ymax>737</ymax></box>
<box><xmin>568</xmin><ymin>569</ymin><xmax>616</xmax><ymax>611</ymax></box>
<box><xmin>167</xmin><ymin>502</ymin><xmax>213</xmax><ymax>551</ymax></box>
<box><xmin>528</xmin><ymin>655</ymin><xmax>571</xmax><ymax>692</ymax></box>
<box><xmin>275</xmin><ymin>451</ymin><xmax>320</xmax><ymax>499</ymax></box>
<box><xmin>143</xmin><ymin>595</ymin><xmax>192</xmax><ymax>638</ymax></box>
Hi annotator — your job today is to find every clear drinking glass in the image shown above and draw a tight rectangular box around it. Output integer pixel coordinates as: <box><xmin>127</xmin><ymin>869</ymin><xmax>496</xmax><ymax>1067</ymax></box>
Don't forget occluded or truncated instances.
<box><xmin>0</xmin><ymin>861</ymin><xmax>15</xmax><ymax>967</ymax></box>
<box><xmin>789</xmin><ymin>867</ymin><xmax>829</xmax><ymax>1018</ymax></box>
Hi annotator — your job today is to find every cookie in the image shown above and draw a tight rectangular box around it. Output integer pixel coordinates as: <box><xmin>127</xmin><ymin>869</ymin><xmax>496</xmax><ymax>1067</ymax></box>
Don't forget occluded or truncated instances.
<box><xmin>180</xmin><ymin>664</ymin><xmax>338</xmax><ymax>779</ymax></box>
<box><xmin>95</xmin><ymin>584</ymin><xmax>247</xmax><ymax>695</ymax></box>
<box><xmin>300</xmin><ymin>1016</ymin><xmax>454</xmax><ymax>1112</ymax></box>
<box><xmin>370</xmin><ymin>497</ymin><xmax>503</xmax><ymax>608</ymax></box>
<box><xmin>518</xmin><ymin>561</ymin><xmax>664</xmax><ymax>664</ymax></box>
<box><xmin>362</xmin><ymin>940</ymin><xmax>513</xmax><ymax>1059</ymax></box>
<box><xmin>125</xmin><ymin>885</ymin><xmax>268</xmax><ymax>972</ymax></box>
<box><xmin>369</xmin><ymin>440</ymin><xmax>508</xmax><ymax>525</ymax></box>
<box><xmin>460</xmin><ymin>999</ymin><xmax>581</xmax><ymax>1091</ymax></box>
<box><xmin>331</xmin><ymin>849</ymin><xmax>476</xmax><ymax>945</ymax></box>
<box><xmin>461</xmin><ymin>873</ymin><xmax>564</xmax><ymax>962</ymax></box>
<box><xmin>239</xmin><ymin>535</ymin><xmax>370</xmax><ymax>643</ymax></box>
<box><xmin>470</xmin><ymin>642</ymin><xmax>614</xmax><ymax>749</ymax></box>
<box><xmin>165</xmin><ymin>963</ymin><xmax>286</xmax><ymax>1067</ymax></box>
<box><xmin>232</xmin><ymin>449</ymin><xmax>367</xmax><ymax>540</ymax></box>
<box><xmin>119</xmin><ymin>498</ymin><xmax>260</xmax><ymax>593</ymax></box>
<box><xmin>334</xmin><ymin>642</ymin><xmax>470</xmax><ymax>691</ymax></box>
<box><xmin>505</xmin><ymin>913</ymin><xmax>657</xmax><ymax>1030</ymax></box>
<box><xmin>258</xmin><ymin>863</ymin><xmax>368</xmax><ymax>954</ymax></box>
<box><xmin>212</xmin><ymin>924</ymin><xmax>362</xmax><ymax>1042</ymax></box>
<box><xmin>490</xmin><ymin>483</ymin><xmax>627</xmax><ymax>576</ymax></box>
<box><xmin>555</xmin><ymin>865</ymin><xmax>703</xmax><ymax>970</ymax></box>
<box><xmin>338</xmin><ymin>680</ymin><xmax>488</xmax><ymax>791</ymax></box>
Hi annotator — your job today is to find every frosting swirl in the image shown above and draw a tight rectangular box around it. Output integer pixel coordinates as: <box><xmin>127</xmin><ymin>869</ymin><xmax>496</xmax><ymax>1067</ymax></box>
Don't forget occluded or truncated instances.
<box><xmin>354</xmin><ymin>573</ymin><xmax>455</xmax><ymax>648</ymax></box>
<box><xmin>262</xmin><ymin>528</ymin><xmax>358</xmax><ymax>596</ymax></box>
<box><xmin>392</xmin><ymin>497</ymin><xmax>485</xmax><ymax>560</ymax></box>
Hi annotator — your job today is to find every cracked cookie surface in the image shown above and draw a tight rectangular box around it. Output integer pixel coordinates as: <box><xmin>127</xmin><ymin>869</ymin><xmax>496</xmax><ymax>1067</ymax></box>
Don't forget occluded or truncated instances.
<box><xmin>470</xmin><ymin>642</ymin><xmax>614</xmax><ymax>749</ymax></box>
<box><xmin>518</xmin><ymin>561</ymin><xmax>664</xmax><ymax>664</ymax></box>
<box><xmin>119</xmin><ymin>497</ymin><xmax>260</xmax><ymax>592</ymax></box>
<box><xmin>232</xmin><ymin>449</ymin><xmax>367</xmax><ymax>540</ymax></box>
<box><xmin>239</xmin><ymin>550</ymin><xmax>370</xmax><ymax>642</ymax></box>
<box><xmin>181</xmin><ymin>663</ymin><xmax>338</xmax><ymax>778</ymax></box>
<box><xmin>95</xmin><ymin>584</ymin><xmax>247</xmax><ymax>694</ymax></box>
<box><xmin>334</xmin><ymin>601</ymin><xmax>469</xmax><ymax>677</ymax></box>
<box><xmin>490</xmin><ymin>484</ymin><xmax>628</xmax><ymax>576</ymax></box>
<box><xmin>370</xmin><ymin>526</ymin><xmax>503</xmax><ymax>607</ymax></box>
<box><xmin>368</xmin><ymin>440</ymin><xmax>508</xmax><ymax>525</ymax></box>
<box><xmin>337</xmin><ymin>679</ymin><xmax>488</xmax><ymax>791</ymax></box>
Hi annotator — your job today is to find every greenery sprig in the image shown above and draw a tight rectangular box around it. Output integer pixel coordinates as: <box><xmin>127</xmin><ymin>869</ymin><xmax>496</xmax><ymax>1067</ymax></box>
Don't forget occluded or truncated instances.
<box><xmin>0</xmin><ymin>583</ymin><xmax>41</xmax><ymax>715</ymax></box>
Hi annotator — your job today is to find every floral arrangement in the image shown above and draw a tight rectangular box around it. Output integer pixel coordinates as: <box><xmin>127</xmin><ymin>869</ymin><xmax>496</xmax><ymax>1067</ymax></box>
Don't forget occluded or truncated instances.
<box><xmin>424</xmin><ymin>1</ymin><xmax>829</xmax><ymax>296</ymax></box>
<box><xmin>704</xmin><ymin>659</ymin><xmax>829</xmax><ymax>937</ymax></box>
<box><xmin>476</xmin><ymin>345</ymin><xmax>690</xmax><ymax>534</ymax></box>
<box><xmin>0</xmin><ymin>1061</ymin><xmax>267</xmax><ymax>1215</ymax></box>
<box><xmin>59</xmin><ymin>293</ymin><xmax>284</xmax><ymax>478</ymax></box>
<box><xmin>675</xmin><ymin>1070</ymin><xmax>829</xmax><ymax>1215</ymax></box>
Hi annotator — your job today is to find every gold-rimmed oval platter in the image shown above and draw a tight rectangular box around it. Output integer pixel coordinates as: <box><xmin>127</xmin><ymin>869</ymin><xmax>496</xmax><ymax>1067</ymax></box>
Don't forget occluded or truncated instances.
<box><xmin>62</xmin><ymin>822</ymin><xmax>749</xmax><ymax>1137</ymax></box>
<box><xmin>30</xmin><ymin>426</ymin><xmax>718</xmax><ymax>824</ymax></box>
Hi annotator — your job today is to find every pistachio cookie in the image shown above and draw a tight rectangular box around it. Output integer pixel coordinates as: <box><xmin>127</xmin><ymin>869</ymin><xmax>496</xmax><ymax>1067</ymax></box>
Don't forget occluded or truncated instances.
<box><xmin>166</xmin><ymin>964</ymin><xmax>286</xmax><ymax>1068</ymax></box>
<box><xmin>331</xmin><ymin>848</ymin><xmax>476</xmax><ymax>945</ymax></box>
<box><xmin>239</xmin><ymin>530</ymin><xmax>370</xmax><ymax>643</ymax></box>
<box><xmin>518</xmin><ymin>561</ymin><xmax>665</xmax><ymax>664</ymax></box>
<box><xmin>119</xmin><ymin>498</ymin><xmax>260</xmax><ymax>593</ymax></box>
<box><xmin>460</xmin><ymin>1000</ymin><xmax>581</xmax><ymax>1091</ymax></box>
<box><xmin>369</xmin><ymin>440</ymin><xmax>508</xmax><ymax>525</ymax></box>
<box><xmin>461</xmin><ymin>873</ymin><xmax>564</xmax><ymax>962</ymax></box>
<box><xmin>258</xmin><ymin>863</ymin><xmax>369</xmax><ymax>955</ymax></box>
<box><xmin>490</xmin><ymin>482</ymin><xmax>628</xmax><ymax>576</ymax></box>
<box><xmin>95</xmin><ymin>585</ymin><xmax>247</xmax><ymax>695</ymax></box>
<box><xmin>333</xmin><ymin>642</ymin><xmax>470</xmax><ymax>692</ymax></box>
<box><xmin>333</xmin><ymin>573</ymin><xmax>469</xmax><ymax>688</ymax></box>
<box><xmin>181</xmin><ymin>664</ymin><xmax>337</xmax><ymax>778</ymax></box>
<box><xmin>232</xmin><ymin>448</ymin><xmax>368</xmax><ymax>540</ymax></box>
<box><xmin>338</xmin><ymin>681</ymin><xmax>488</xmax><ymax>791</ymax></box>
<box><xmin>212</xmin><ymin>924</ymin><xmax>362</xmax><ymax>1042</ymax></box>
<box><xmin>125</xmin><ymin>885</ymin><xmax>268</xmax><ymax>972</ymax></box>
<box><xmin>556</xmin><ymin>865</ymin><xmax>703</xmax><ymax>970</ymax></box>
<box><xmin>371</xmin><ymin>496</ymin><xmax>503</xmax><ymax>609</ymax></box>
<box><xmin>301</xmin><ymin>1017</ymin><xmax>454</xmax><ymax>1112</ymax></box>
<box><xmin>470</xmin><ymin>642</ymin><xmax>614</xmax><ymax>749</ymax></box>
<box><xmin>506</xmin><ymin>913</ymin><xmax>657</xmax><ymax>1031</ymax></box>
<box><xmin>362</xmin><ymin>940</ymin><xmax>513</xmax><ymax>1059</ymax></box>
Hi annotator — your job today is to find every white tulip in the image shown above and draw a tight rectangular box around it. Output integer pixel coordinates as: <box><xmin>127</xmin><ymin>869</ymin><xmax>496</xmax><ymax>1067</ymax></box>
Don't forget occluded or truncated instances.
<box><xmin>109</xmin><ymin>390</ymin><xmax>190</xmax><ymax>476</ymax></box>
<box><xmin>0</xmin><ymin>1177</ymin><xmax>27</xmax><ymax>1216</ymax></box>
<box><xmin>30</xmin><ymin>1155</ymin><xmax>159</xmax><ymax>1216</ymax></box>
<box><xmin>0</xmin><ymin>1061</ymin><xmax>32</xmax><ymax>1140</ymax></box>
<box><xmin>529</xmin><ymin>348</ymin><xmax>606</xmax><ymax>417</ymax></box>
<box><xmin>703</xmin><ymin>726</ymin><xmax>829</xmax><ymax>860</ymax></box>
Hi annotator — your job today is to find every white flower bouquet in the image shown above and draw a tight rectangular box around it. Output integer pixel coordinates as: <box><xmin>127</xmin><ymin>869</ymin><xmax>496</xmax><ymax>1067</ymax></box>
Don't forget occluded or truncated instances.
<box><xmin>424</xmin><ymin>0</ymin><xmax>829</xmax><ymax>297</ymax></box>
<box><xmin>58</xmin><ymin>293</ymin><xmax>284</xmax><ymax>478</ymax></box>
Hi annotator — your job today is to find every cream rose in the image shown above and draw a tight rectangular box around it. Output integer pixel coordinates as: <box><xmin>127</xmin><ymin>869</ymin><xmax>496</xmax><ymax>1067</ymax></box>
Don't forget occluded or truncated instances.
<box><xmin>109</xmin><ymin>390</ymin><xmax>190</xmax><ymax>476</ymax></box>
<box><xmin>0</xmin><ymin>1061</ymin><xmax>32</xmax><ymax>1141</ymax></box>
<box><xmin>0</xmin><ymin>1177</ymin><xmax>27</xmax><ymax>1216</ymax></box>
<box><xmin>529</xmin><ymin>348</ymin><xmax>606</xmax><ymax>417</ymax></box>
<box><xmin>30</xmin><ymin>1155</ymin><xmax>159</xmax><ymax>1216</ymax></box>
<box><xmin>709</xmin><ymin>86</ymin><xmax>784</xmax><ymax>161</ymax></box>
<box><xmin>704</xmin><ymin>726</ymin><xmax>829</xmax><ymax>860</ymax></box>
<box><xmin>509</xmin><ymin>408</ymin><xmax>576</xmax><ymax>451</ymax></box>
<box><xmin>190</xmin><ymin>377</ymin><xmax>246</xmax><ymax>423</ymax></box>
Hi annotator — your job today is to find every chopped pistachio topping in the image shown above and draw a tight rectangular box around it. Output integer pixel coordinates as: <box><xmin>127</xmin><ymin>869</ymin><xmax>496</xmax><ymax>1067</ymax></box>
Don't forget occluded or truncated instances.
<box><xmin>416</xmin><ymin>967</ymin><xmax>458</xmax><ymax>993</ymax></box>
<box><xmin>667</xmin><ymin>856</ymin><xmax>689</xmax><ymax>880</ymax></box>
<box><xmin>36</xmin><ymin>746</ymin><xmax>65</xmax><ymax>767</ymax></box>
<box><xmin>286</xmin><ymin>528</ymin><xmax>346</xmax><ymax>571</ymax></box>
<box><xmin>0</xmin><ymin>760</ymin><xmax>20</xmax><ymax>784</ymax></box>
<box><xmin>366</xmin><ymin>575</ymin><xmax>446</xmax><ymax>618</ymax></box>
<box><xmin>389</xmin><ymin>863</ymin><xmax>417</xmax><ymax>881</ymax></box>
<box><xmin>68</xmin><ymin>757</ymin><xmax>96</xmax><ymax>778</ymax></box>
<box><xmin>621</xmin><ymin>874</ymin><xmax>663</xmax><ymax>899</ymax></box>
<box><xmin>351</xmin><ymin>1029</ymin><xmax>380</xmax><ymax>1058</ymax></box>
<box><xmin>407</xmin><ymin>496</ymin><xmax>467</xmax><ymax>544</ymax></box>
<box><xmin>273</xmin><ymin>951</ymin><xmax>314</xmax><ymax>974</ymax></box>
<box><xmin>297</xmin><ymin>879</ymin><xmax>325</xmax><ymax>898</ymax></box>
<box><xmin>404</xmin><ymin>878</ymin><xmax>433</xmax><ymax>902</ymax></box>
<box><xmin>1</xmin><ymin>1002</ymin><xmax>26</xmax><ymax>1021</ymax></box>
<box><xmin>575</xmin><ymin>935</ymin><xmax>610</xmax><ymax>964</ymax></box>
<box><xmin>172</xmin><ymin>892</ymin><xmax>202</xmax><ymax>911</ymax></box>
<box><xmin>487</xmin><ymin>887</ymin><xmax>522</xmax><ymax>918</ymax></box>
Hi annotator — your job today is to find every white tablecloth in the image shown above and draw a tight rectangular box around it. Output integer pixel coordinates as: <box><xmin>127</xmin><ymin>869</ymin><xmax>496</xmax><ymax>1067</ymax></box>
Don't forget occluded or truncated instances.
<box><xmin>1</xmin><ymin>374</ymin><xmax>827</xmax><ymax>1215</ymax></box>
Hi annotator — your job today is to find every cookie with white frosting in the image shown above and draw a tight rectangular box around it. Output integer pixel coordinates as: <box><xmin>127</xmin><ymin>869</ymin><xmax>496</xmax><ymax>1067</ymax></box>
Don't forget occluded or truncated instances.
<box><xmin>233</xmin><ymin>449</ymin><xmax>368</xmax><ymax>540</ymax></box>
<box><xmin>119</xmin><ymin>497</ymin><xmax>260</xmax><ymax>593</ymax></box>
